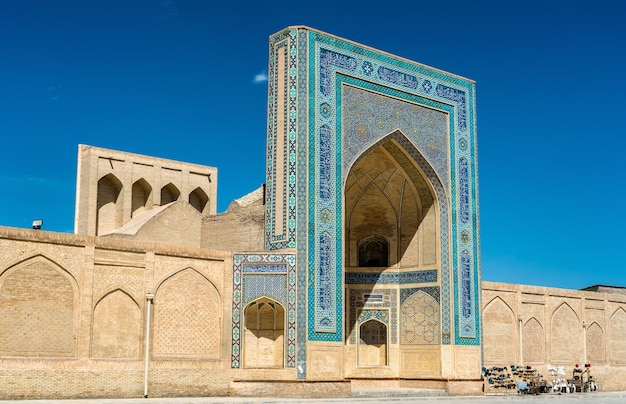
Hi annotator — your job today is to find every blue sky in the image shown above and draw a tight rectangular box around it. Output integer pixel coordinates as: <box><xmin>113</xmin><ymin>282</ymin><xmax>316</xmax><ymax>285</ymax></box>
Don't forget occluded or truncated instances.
<box><xmin>1</xmin><ymin>1</ymin><xmax>625</xmax><ymax>290</ymax></box>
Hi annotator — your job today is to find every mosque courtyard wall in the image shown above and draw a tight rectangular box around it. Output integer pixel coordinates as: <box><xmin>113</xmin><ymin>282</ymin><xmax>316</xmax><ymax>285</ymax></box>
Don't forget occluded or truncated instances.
<box><xmin>2</xmin><ymin>225</ymin><xmax>626</xmax><ymax>398</ymax></box>
<box><xmin>482</xmin><ymin>281</ymin><xmax>626</xmax><ymax>392</ymax></box>
<box><xmin>0</xmin><ymin>226</ymin><xmax>233</xmax><ymax>399</ymax></box>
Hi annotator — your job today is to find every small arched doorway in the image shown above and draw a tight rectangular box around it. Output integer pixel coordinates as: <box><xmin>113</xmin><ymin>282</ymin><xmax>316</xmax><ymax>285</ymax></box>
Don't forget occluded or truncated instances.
<box><xmin>243</xmin><ymin>297</ymin><xmax>285</xmax><ymax>368</ymax></box>
<box><xmin>358</xmin><ymin>318</ymin><xmax>388</xmax><ymax>366</ymax></box>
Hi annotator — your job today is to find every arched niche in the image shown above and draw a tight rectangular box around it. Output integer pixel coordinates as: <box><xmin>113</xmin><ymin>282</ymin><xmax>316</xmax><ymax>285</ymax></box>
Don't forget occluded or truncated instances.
<box><xmin>344</xmin><ymin>134</ymin><xmax>438</xmax><ymax>270</ymax></box>
<box><xmin>587</xmin><ymin>321</ymin><xmax>605</xmax><ymax>364</ymax></box>
<box><xmin>482</xmin><ymin>297</ymin><xmax>517</xmax><ymax>365</ymax></box>
<box><xmin>551</xmin><ymin>303</ymin><xmax>580</xmax><ymax>363</ymax></box>
<box><xmin>358</xmin><ymin>319</ymin><xmax>388</xmax><ymax>366</ymax></box>
<box><xmin>160</xmin><ymin>183</ymin><xmax>180</xmax><ymax>205</ymax></box>
<box><xmin>523</xmin><ymin>317</ymin><xmax>544</xmax><ymax>363</ymax></box>
<box><xmin>609</xmin><ymin>308</ymin><xmax>626</xmax><ymax>364</ymax></box>
<box><xmin>189</xmin><ymin>187</ymin><xmax>209</xmax><ymax>214</ymax></box>
<box><xmin>97</xmin><ymin>173</ymin><xmax>123</xmax><ymax>235</ymax></box>
<box><xmin>131</xmin><ymin>178</ymin><xmax>152</xmax><ymax>217</ymax></box>
<box><xmin>152</xmin><ymin>268</ymin><xmax>221</xmax><ymax>359</ymax></box>
<box><xmin>91</xmin><ymin>289</ymin><xmax>141</xmax><ymax>359</ymax></box>
<box><xmin>0</xmin><ymin>255</ymin><xmax>78</xmax><ymax>357</ymax></box>
<box><xmin>243</xmin><ymin>297</ymin><xmax>285</xmax><ymax>368</ymax></box>
<box><xmin>358</xmin><ymin>235</ymin><xmax>390</xmax><ymax>268</ymax></box>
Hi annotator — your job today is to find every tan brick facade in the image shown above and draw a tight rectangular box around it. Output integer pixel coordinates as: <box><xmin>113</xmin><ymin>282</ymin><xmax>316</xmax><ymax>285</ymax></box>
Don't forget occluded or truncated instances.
<box><xmin>74</xmin><ymin>145</ymin><xmax>217</xmax><ymax>238</ymax></box>
<box><xmin>482</xmin><ymin>281</ymin><xmax>626</xmax><ymax>391</ymax></box>
<box><xmin>4</xmin><ymin>226</ymin><xmax>626</xmax><ymax>399</ymax></box>
<box><xmin>0</xmin><ymin>227</ymin><xmax>232</xmax><ymax>399</ymax></box>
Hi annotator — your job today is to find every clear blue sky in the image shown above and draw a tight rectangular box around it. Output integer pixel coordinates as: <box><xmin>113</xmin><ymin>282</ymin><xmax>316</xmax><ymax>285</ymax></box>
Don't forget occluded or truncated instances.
<box><xmin>1</xmin><ymin>1</ymin><xmax>624</xmax><ymax>290</ymax></box>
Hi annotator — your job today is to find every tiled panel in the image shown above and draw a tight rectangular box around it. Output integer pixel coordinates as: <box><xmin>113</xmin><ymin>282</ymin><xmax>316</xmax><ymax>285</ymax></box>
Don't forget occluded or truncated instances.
<box><xmin>232</xmin><ymin>254</ymin><xmax>296</xmax><ymax>369</ymax></box>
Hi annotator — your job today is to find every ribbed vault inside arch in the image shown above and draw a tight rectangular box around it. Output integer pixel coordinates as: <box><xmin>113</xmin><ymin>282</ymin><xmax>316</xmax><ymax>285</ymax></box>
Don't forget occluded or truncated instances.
<box><xmin>344</xmin><ymin>138</ymin><xmax>437</xmax><ymax>269</ymax></box>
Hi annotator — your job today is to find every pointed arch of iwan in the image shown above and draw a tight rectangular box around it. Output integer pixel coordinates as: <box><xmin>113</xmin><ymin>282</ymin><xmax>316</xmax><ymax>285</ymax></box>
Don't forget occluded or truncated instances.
<box><xmin>343</xmin><ymin>130</ymin><xmax>450</xmax><ymax>349</ymax></box>
<box><xmin>344</xmin><ymin>131</ymin><xmax>445</xmax><ymax>271</ymax></box>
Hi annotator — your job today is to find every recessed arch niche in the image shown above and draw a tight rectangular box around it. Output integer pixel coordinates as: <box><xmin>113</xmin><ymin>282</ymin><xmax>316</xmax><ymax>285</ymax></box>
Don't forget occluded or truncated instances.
<box><xmin>152</xmin><ymin>268</ymin><xmax>221</xmax><ymax>359</ymax></box>
<box><xmin>91</xmin><ymin>289</ymin><xmax>141</xmax><ymax>358</ymax></box>
<box><xmin>0</xmin><ymin>255</ymin><xmax>78</xmax><ymax>357</ymax></box>
<box><xmin>243</xmin><ymin>297</ymin><xmax>285</xmax><ymax>368</ymax></box>
<box><xmin>160</xmin><ymin>183</ymin><xmax>180</xmax><ymax>205</ymax></box>
<box><xmin>358</xmin><ymin>318</ymin><xmax>388</xmax><ymax>366</ymax></box>
<box><xmin>344</xmin><ymin>134</ymin><xmax>438</xmax><ymax>270</ymax></box>
<box><xmin>96</xmin><ymin>173</ymin><xmax>123</xmax><ymax>235</ymax></box>
<box><xmin>189</xmin><ymin>187</ymin><xmax>209</xmax><ymax>214</ymax></box>
<box><xmin>131</xmin><ymin>178</ymin><xmax>152</xmax><ymax>217</ymax></box>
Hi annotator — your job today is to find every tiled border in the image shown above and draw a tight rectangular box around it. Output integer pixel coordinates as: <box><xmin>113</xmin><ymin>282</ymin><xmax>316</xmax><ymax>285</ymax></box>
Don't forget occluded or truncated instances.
<box><xmin>263</xmin><ymin>26</ymin><xmax>481</xmax><ymax>378</ymax></box>
<box><xmin>231</xmin><ymin>254</ymin><xmax>296</xmax><ymax>368</ymax></box>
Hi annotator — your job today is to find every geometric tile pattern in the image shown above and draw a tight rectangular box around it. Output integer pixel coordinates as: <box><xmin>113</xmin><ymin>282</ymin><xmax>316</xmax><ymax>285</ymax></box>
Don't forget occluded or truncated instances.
<box><xmin>242</xmin><ymin>274</ymin><xmax>287</xmax><ymax>306</ymax></box>
<box><xmin>295</xmin><ymin>28</ymin><xmax>309</xmax><ymax>380</ymax></box>
<box><xmin>400</xmin><ymin>287</ymin><xmax>441</xmax><ymax>304</ymax></box>
<box><xmin>400</xmin><ymin>289</ymin><xmax>440</xmax><ymax>345</ymax></box>
<box><xmin>265</xmin><ymin>30</ymin><xmax>297</xmax><ymax>250</ymax></box>
<box><xmin>358</xmin><ymin>309</ymin><xmax>389</xmax><ymax>325</ymax></box>
<box><xmin>231</xmin><ymin>254</ymin><xmax>296</xmax><ymax>369</ymax></box>
<box><xmin>342</xmin><ymin>85</ymin><xmax>449</xmax><ymax>188</ymax></box>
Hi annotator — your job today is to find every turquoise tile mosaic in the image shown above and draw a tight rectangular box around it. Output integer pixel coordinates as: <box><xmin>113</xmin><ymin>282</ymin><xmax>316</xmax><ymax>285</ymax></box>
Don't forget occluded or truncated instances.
<box><xmin>261</xmin><ymin>26</ymin><xmax>481</xmax><ymax>380</ymax></box>
<box><xmin>231</xmin><ymin>254</ymin><xmax>296</xmax><ymax>369</ymax></box>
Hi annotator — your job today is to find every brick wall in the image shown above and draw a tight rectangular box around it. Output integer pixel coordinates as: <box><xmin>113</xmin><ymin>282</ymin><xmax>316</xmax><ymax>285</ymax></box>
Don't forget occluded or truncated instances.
<box><xmin>0</xmin><ymin>227</ymin><xmax>232</xmax><ymax>399</ymax></box>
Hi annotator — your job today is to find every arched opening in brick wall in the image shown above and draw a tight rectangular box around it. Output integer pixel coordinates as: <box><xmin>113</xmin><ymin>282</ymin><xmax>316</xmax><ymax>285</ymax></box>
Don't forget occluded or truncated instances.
<box><xmin>609</xmin><ymin>308</ymin><xmax>626</xmax><ymax>364</ymax></box>
<box><xmin>523</xmin><ymin>317</ymin><xmax>545</xmax><ymax>364</ymax></box>
<box><xmin>160</xmin><ymin>183</ymin><xmax>180</xmax><ymax>205</ymax></box>
<box><xmin>344</xmin><ymin>133</ymin><xmax>440</xmax><ymax>365</ymax></box>
<box><xmin>96</xmin><ymin>173</ymin><xmax>123</xmax><ymax>235</ymax></box>
<box><xmin>131</xmin><ymin>178</ymin><xmax>152</xmax><ymax>217</ymax></box>
<box><xmin>482</xmin><ymin>297</ymin><xmax>517</xmax><ymax>365</ymax></box>
<box><xmin>91</xmin><ymin>289</ymin><xmax>141</xmax><ymax>359</ymax></box>
<box><xmin>358</xmin><ymin>319</ymin><xmax>388</xmax><ymax>366</ymax></box>
<box><xmin>358</xmin><ymin>235</ymin><xmax>389</xmax><ymax>267</ymax></box>
<box><xmin>189</xmin><ymin>187</ymin><xmax>209</xmax><ymax>215</ymax></box>
<box><xmin>344</xmin><ymin>134</ymin><xmax>438</xmax><ymax>269</ymax></box>
<box><xmin>587</xmin><ymin>321</ymin><xmax>605</xmax><ymax>364</ymax></box>
<box><xmin>243</xmin><ymin>298</ymin><xmax>285</xmax><ymax>368</ymax></box>
<box><xmin>551</xmin><ymin>303</ymin><xmax>580</xmax><ymax>363</ymax></box>
<box><xmin>152</xmin><ymin>268</ymin><xmax>221</xmax><ymax>359</ymax></box>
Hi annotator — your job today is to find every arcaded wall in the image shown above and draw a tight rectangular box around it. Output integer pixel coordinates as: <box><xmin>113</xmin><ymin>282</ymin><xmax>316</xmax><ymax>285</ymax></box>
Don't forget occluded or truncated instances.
<box><xmin>75</xmin><ymin>145</ymin><xmax>217</xmax><ymax>237</ymax></box>
<box><xmin>482</xmin><ymin>281</ymin><xmax>626</xmax><ymax>391</ymax></box>
<box><xmin>0</xmin><ymin>226</ymin><xmax>231</xmax><ymax>399</ymax></box>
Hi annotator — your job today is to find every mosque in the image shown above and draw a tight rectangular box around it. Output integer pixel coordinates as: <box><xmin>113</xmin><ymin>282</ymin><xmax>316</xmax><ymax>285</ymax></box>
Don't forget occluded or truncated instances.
<box><xmin>1</xmin><ymin>26</ymin><xmax>625</xmax><ymax>399</ymax></box>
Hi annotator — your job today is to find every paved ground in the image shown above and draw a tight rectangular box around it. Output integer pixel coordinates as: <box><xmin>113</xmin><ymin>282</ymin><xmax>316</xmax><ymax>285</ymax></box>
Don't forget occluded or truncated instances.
<box><xmin>1</xmin><ymin>392</ymin><xmax>625</xmax><ymax>404</ymax></box>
